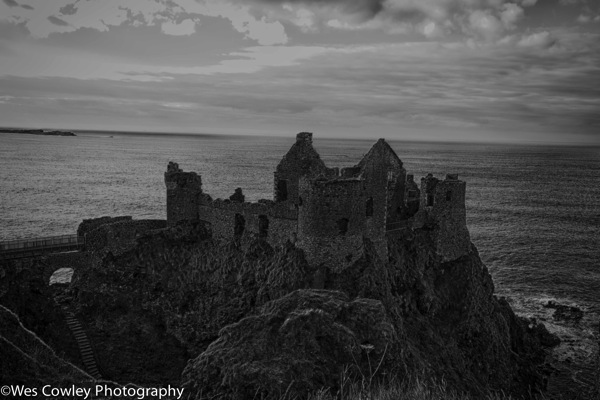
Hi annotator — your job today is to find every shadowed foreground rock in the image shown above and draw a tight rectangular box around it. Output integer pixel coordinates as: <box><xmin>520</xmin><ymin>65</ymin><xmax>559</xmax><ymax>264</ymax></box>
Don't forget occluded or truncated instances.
<box><xmin>182</xmin><ymin>289</ymin><xmax>397</xmax><ymax>399</ymax></box>
<box><xmin>0</xmin><ymin>304</ymin><xmax>92</xmax><ymax>385</ymax></box>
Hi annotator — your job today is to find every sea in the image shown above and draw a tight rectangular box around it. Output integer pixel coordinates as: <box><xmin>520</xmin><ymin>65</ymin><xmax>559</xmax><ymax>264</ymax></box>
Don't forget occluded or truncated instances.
<box><xmin>1</xmin><ymin>131</ymin><xmax>599</xmax><ymax>371</ymax></box>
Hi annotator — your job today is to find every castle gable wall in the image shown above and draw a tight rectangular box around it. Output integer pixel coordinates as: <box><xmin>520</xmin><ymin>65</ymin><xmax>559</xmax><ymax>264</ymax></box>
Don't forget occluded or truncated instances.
<box><xmin>355</xmin><ymin>139</ymin><xmax>406</xmax><ymax>260</ymax></box>
<box><xmin>273</xmin><ymin>132</ymin><xmax>336</xmax><ymax>205</ymax></box>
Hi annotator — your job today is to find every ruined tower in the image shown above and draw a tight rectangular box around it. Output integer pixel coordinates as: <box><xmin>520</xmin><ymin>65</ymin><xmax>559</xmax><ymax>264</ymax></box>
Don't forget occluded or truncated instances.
<box><xmin>419</xmin><ymin>173</ymin><xmax>470</xmax><ymax>262</ymax></box>
<box><xmin>164</xmin><ymin>162</ymin><xmax>203</xmax><ymax>226</ymax></box>
<box><xmin>296</xmin><ymin>176</ymin><xmax>366</xmax><ymax>272</ymax></box>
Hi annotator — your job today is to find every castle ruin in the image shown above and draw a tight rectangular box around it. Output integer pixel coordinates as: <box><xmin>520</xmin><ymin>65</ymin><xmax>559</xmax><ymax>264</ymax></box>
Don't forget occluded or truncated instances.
<box><xmin>165</xmin><ymin>132</ymin><xmax>471</xmax><ymax>267</ymax></box>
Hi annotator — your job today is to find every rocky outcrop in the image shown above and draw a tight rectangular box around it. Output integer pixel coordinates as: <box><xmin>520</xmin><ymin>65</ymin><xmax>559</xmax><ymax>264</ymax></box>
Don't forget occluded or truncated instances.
<box><xmin>0</xmin><ymin>128</ymin><xmax>76</xmax><ymax>136</ymax></box>
<box><xmin>66</xmin><ymin>220</ymin><xmax>557</xmax><ymax>398</ymax></box>
<box><xmin>182</xmin><ymin>290</ymin><xmax>397</xmax><ymax>399</ymax></box>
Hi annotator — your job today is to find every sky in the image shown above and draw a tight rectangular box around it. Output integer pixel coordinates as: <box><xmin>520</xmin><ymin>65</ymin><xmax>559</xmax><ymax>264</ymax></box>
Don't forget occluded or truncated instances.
<box><xmin>0</xmin><ymin>0</ymin><xmax>599</xmax><ymax>144</ymax></box>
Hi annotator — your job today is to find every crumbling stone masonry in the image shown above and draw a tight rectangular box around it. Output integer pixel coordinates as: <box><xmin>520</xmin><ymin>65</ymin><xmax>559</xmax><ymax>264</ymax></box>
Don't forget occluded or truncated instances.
<box><xmin>165</xmin><ymin>132</ymin><xmax>471</xmax><ymax>268</ymax></box>
<box><xmin>165</xmin><ymin>162</ymin><xmax>202</xmax><ymax>224</ymax></box>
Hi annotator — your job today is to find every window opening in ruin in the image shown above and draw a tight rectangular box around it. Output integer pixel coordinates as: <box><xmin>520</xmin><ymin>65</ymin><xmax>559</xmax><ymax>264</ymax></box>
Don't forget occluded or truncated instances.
<box><xmin>258</xmin><ymin>215</ymin><xmax>269</xmax><ymax>238</ymax></box>
<box><xmin>446</xmin><ymin>191</ymin><xmax>452</xmax><ymax>201</ymax></box>
<box><xmin>337</xmin><ymin>218</ymin><xmax>349</xmax><ymax>235</ymax></box>
<box><xmin>408</xmin><ymin>190</ymin><xmax>417</xmax><ymax>198</ymax></box>
<box><xmin>427</xmin><ymin>194</ymin><xmax>434</xmax><ymax>207</ymax></box>
<box><xmin>298</xmin><ymin>196</ymin><xmax>303</xmax><ymax>206</ymax></box>
<box><xmin>234</xmin><ymin>214</ymin><xmax>245</xmax><ymax>237</ymax></box>
<box><xmin>366</xmin><ymin>197</ymin><xmax>373</xmax><ymax>217</ymax></box>
<box><xmin>276</xmin><ymin>180</ymin><xmax>288</xmax><ymax>202</ymax></box>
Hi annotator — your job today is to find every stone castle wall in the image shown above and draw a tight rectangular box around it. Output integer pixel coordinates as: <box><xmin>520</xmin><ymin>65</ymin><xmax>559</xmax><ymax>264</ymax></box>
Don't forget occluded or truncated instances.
<box><xmin>198</xmin><ymin>198</ymin><xmax>297</xmax><ymax>246</ymax></box>
<box><xmin>84</xmin><ymin>218</ymin><xmax>167</xmax><ymax>257</ymax></box>
<box><xmin>273</xmin><ymin>132</ymin><xmax>336</xmax><ymax>205</ymax></box>
<box><xmin>297</xmin><ymin>177</ymin><xmax>366</xmax><ymax>271</ymax></box>
<box><xmin>78</xmin><ymin>216</ymin><xmax>133</xmax><ymax>238</ymax></box>
<box><xmin>165</xmin><ymin>162</ymin><xmax>203</xmax><ymax>226</ymax></box>
<box><xmin>164</xmin><ymin>133</ymin><xmax>470</xmax><ymax>266</ymax></box>
<box><xmin>418</xmin><ymin>174</ymin><xmax>470</xmax><ymax>262</ymax></box>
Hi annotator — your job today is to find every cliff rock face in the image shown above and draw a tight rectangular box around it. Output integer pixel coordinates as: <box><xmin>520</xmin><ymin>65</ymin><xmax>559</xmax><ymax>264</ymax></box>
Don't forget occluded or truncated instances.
<box><xmin>68</xmin><ymin>221</ymin><xmax>555</xmax><ymax>397</ymax></box>
<box><xmin>0</xmin><ymin>255</ymin><xmax>85</xmax><ymax>367</ymax></box>
<box><xmin>70</xmin><ymin>221</ymin><xmax>315</xmax><ymax>384</ymax></box>
<box><xmin>0</xmin><ymin>304</ymin><xmax>92</xmax><ymax>385</ymax></box>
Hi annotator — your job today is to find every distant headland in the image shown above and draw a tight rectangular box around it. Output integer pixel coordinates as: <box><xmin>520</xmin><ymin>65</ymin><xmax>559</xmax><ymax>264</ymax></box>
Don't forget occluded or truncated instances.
<box><xmin>0</xmin><ymin>128</ymin><xmax>76</xmax><ymax>136</ymax></box>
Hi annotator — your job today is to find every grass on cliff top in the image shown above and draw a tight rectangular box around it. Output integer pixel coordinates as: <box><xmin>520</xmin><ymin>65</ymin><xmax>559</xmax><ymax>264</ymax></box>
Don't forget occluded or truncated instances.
<box><xmin>305</xmin><ymin>377</ymin><xmax>517</xmax><ymax>400</ymax></box>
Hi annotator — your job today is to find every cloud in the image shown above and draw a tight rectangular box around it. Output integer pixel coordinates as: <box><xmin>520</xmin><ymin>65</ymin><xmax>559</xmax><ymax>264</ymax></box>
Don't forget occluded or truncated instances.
<box><xmin>175</xmin><ymin>0</ymin><xmax>289</xmax><ymax>45</ymax></box>
<box><xmin>0</xmin><ymin>0</ymin><xmax>541</xmax><ymax>43</ymax></box>
<box><xmin>47</xmin><ymin>15</ymin><xmax>69</xmax><ymax>27</ymax></box>
<box><xmin>161</xmin><ymin>19</ymin><xmax>197</xmax><ymax>36</ymax></box>
<box><xmin>577</xmin><ymin>14</ymin><xmax>600</xmax><ymax>23</ymax></box>
<box><xmin>1</xmin><ymin>31</ymin><xmax>599</xmax><ymax>142</ymax></box>
<box><xmin>20</xmin><ymin>4</ymin><xmax>32</xmax><ymax>10</ymax></box>
<box><xmin>500</xmin><ymin>3</ymin><xmax>524</xmax><ymax>30</ymax></box>
<box><xmin>577</xmin><ymin>14</ymin><xmax>591</xmax><ymax>23</ymax></box>
<box><xmin>467</xmin><ymin>10</ymin><xmax>505</xmax><ymax>42</ymax></box>
<box><xmin>59</xmin><ymin>3</ymin><xmax>78</xmax><ymax>16</ymax></box>
<box><xmin>238</xmin><ymin>0</ymin><xmax>539</xmax><ymax>42</ymax></box>
<box><xmin>520</xmin><ymin>0</ymin><xmax>537</xmax><ymax>6</ymax></box>
<box><xmin>0</xmin><ymin>0</ymin><xmax>289</xmax><ymax>45</ymax></box>
<box><xmin>517</xmin><ymin>31</ymin><xmax>557</xmax><ymax>49</ymax></box>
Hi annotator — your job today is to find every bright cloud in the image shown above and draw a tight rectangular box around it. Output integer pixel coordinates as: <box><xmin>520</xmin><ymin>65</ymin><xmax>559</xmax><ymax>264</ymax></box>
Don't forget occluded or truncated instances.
<box><xmin>0</xmin><ymin>0</ymin><xmax>288</xmax><ymax>43</ymax></box>
<box><xmin>161</xmin><ymin>19</ymin><xmax>198</xmax><ymax>36</ymax></box>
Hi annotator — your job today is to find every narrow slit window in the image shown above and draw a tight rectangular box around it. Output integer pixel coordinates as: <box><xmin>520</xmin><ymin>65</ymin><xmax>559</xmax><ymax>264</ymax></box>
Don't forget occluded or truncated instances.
<box><xmin>258</xmin><ymin>215</ymin><xmax>269</xmax><ymax>238</ymax></box>
<box><xmin>234</xmin><ymin>213</ymin><xmax>245</xmax><ymax>237</ymax></box>
<box><xmin>427</xmin><ymin>194</ymin><xmax>434</xmax><ymax>207</ymax></box>
<box><xmin>276</xmin><ymin>180</ymin><xmax>288</xmax><ymax>202</ymax></box>
<box><xmin>366</xmin><ymin>197</ymin><xmax>373</xmax><ymax>217</ymax></box>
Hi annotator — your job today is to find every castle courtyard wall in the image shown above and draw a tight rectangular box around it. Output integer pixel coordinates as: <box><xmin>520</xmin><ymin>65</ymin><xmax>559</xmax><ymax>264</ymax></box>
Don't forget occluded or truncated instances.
<box><xmin>198</xmin><ymin>199</ymin><xmax>297</xmax><ymax>246</ymax></box>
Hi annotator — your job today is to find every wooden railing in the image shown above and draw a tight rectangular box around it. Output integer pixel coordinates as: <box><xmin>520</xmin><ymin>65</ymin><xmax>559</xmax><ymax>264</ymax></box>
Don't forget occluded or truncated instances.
<box><xmin>0</xmin><ymin>234</ymin><xmax>84</xmax><ymax>259</ymax></box>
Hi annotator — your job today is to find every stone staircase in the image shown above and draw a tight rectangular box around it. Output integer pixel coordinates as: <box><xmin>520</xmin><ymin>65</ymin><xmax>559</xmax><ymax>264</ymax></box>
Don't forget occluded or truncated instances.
<box><xmin>57</xmin><ymin>301</ymin><xmax>102</xmax><ymax>379</ymax></box>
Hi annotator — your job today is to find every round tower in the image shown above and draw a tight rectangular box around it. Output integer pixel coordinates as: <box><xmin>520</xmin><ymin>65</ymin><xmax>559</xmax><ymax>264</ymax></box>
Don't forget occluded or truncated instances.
<box><xmin>297</xmin><ymin>176</ymin><xmax>366</xmax><ymax>271</ymax></box>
